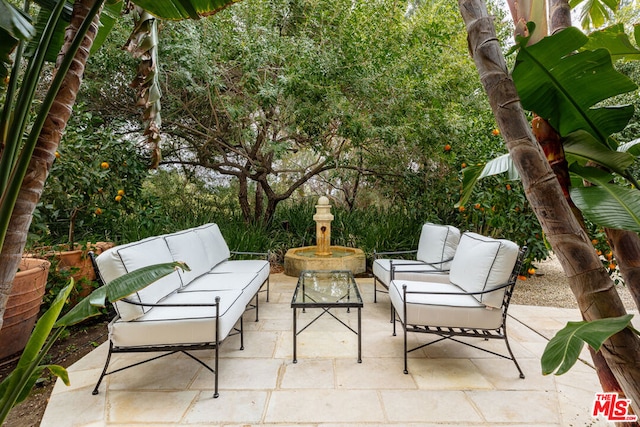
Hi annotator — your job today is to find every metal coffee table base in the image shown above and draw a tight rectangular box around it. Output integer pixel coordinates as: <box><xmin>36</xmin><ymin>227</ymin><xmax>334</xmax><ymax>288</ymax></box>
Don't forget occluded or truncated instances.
<box><xmin>292</xmin><ymin>305</ymin><xmax>362</xmax><ymax>363</ymax></box>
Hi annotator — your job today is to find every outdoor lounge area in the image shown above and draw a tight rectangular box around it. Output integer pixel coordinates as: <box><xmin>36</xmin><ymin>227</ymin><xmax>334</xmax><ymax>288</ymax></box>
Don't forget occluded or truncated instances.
<box><xmin>39</xmin><ymin>272</ymin><xmax>636</xmax><ymax>426</ymax></box>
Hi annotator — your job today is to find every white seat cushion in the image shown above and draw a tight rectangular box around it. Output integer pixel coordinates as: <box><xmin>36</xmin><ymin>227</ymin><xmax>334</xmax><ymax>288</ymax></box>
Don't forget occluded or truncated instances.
<box><xmin>416</xmin><ymin>223</ymin><xmax>461</xmax><ymax>269</ymax></box>
<box><xmin>390</xmin><ymin>280</ymin><xmax>503</xmax><ymax>330</ymax></box>
<box><xmin>182</xmin><ymin>272</ymin><xmax>262</xmax><ymax>309</ymax></box>
<box><xmin>373</xmin><ymin>259</ymin><xmax>447</xmax><ymax>288</ymax></box>
<box><xmin>449</xmin><ymin>232</ymin><xmax>519</xmax><ymax>308</ymax></box>
<box><xmin>210</xmin><ymin>259</ymin><xmax>269</xmax><ymax>284</ymax></box>
<box><xmin>109</xmin><ymin>289</ymin><xmax>245</xmax><ymax>347</ymax></box>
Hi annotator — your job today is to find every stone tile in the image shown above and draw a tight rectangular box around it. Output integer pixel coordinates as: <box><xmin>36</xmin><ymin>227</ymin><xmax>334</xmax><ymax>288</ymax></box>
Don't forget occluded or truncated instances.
<box><xmin>107</xmin><ymin>355</ymin><xmax>201</xmax><ymax>390</ymax></box>
<box><xmin>471</xmin><ymin>358</ymin><xmax>556</xmax><ymax>391</ymax></box>
<box><xmin>265</xmin><ymin>390</ymin><xmax>385</xmax><ymax>423</ymax></box>
<box><xmin>281</xmin><ymin>358</ymin><xmax>335</xmax><ymax>389</ymax></box>
<box><xmin>183</xmin><ymin>390</ymin><xmax>268</xmax><ymax>424</ymax></box>
<box><xmin>335</xmin><ymin>357</ymin><xmax>416</xmax><ymax>389</ymax></box>
<box><xmin>51</xmin><ymin>367</ymin><xmax>104</xmax><ymax>395</ymax></box>
<box><xmin>108</xmin><ymin>390</ymin><xmax>198</xmax><ymax>423</ymax></box>
<box><xmin>467</xmin><ymin>390</ymin><xmax>560</xmax><ymax>424</ymax></box>
<box><xmin>380</xmin><ymin>390</ymin><xmax>483</xmax><ymax>423</ymax></box>
<box><xmin>40</xmin><ymin>384</ymin><xmax>106</xmax><ymax>427</ymax></box>
<box><xmin>190</xmin><ymin>357</ymin><xmax>282</xmax><ymax>390</ymax></box>
<box><xmin>409</xmin><ymin>359</ymin><xmax>495</xmax><ymax>390</ymax></box>
<box><xmin>219</xmin><ymin>330</ymin><xmax>278</xmax><ymax>358</ymax></box>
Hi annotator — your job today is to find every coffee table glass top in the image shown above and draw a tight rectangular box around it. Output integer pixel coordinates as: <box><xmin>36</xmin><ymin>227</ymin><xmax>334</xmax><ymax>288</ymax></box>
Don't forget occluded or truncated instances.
<box><xmin>291</xmin><ymin>270</ymin><xmax>363</xmax><ymax>308</ymax></box>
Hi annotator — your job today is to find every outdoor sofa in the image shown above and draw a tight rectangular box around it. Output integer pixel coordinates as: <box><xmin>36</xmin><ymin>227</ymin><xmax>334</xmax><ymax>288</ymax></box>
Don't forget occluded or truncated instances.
<box><xmin>89</xmin><ymin>223</ymin><xmax>270</xmax><ymax>398</ymax></box>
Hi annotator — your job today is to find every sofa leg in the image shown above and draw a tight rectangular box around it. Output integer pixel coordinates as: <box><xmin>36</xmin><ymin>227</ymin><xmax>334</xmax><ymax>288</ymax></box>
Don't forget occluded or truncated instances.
<box><xmin>239</xmin><ymin>316</ymin><xmax>244</xmax><ymax>351</ymax></box>
<box><xmin>92</xmin><ymin>341</ymin><xmax>114</xmax><ymax>395</ymax></box>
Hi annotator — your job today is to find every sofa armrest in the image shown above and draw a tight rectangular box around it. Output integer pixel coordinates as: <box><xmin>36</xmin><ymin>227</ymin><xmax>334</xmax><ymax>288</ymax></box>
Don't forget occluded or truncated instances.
<box><xmin>390</xmin><ymin>258</ymin><xmax>452</xmax><ymax>271</ymax></box>
<box><xmin>373</xmin><ymin>249</ymin><xmax>417</xmax><ymax>259</ymax></box>
<box><xmin>119</xmin><ymin>295</ymin><xmax>220</xmax><ymax>309</ymax></box>
<box><xmin>230</xmin><ymin>250</ymin><xmax>269</xmax><ymax>261</ymax></box>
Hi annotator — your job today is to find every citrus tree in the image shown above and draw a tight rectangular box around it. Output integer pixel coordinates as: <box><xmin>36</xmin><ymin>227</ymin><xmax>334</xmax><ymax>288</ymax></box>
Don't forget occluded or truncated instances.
<box><xmin>0</xmin><ymin>0</ymin><xmax>240</xmax><ymax>330</ymax></box>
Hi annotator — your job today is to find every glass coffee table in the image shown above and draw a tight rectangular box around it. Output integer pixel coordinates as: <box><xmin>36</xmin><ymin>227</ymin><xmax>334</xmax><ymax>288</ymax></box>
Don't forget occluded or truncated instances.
<box><xmin>291</xmin><ymin>270</ymin><xmax>363</xmax><ymax>363</ymax></box>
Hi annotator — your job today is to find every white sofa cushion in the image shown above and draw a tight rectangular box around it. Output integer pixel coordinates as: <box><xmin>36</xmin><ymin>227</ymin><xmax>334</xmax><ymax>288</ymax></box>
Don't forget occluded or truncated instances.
<box><xmin>108</xmin><ymin>289</ymin><xmax>245</xmax><ymax>347</ymax></box>
<box><xmin>416</xmin><ymin>223</ymin><xmax>461</xmax><ymax>269</ymax></box>
<box><xmin>164</xmin><ymin>230</ymin><xmax>212</xmax><ymax>285</ymax></box>
<box><xmin>194</xmin><ymin>224</ymin><xmax>231</xmax><ymax>267</ymax></box>
<box><xmin>373</xmin><ymin>259</ymin><xmax>448</xmax><ymax>288</ymax></box>
<box><xmin>182</xmin><ymin>272</ymin><xmax>262</xmax><ymax>309</ymax></box>
<box><xmin>210</xmin><ymin>260</ymin><xmax>269</xmax><ymax>284</ymax></box>
<box><xmin>449</xmin><ymin>232</ymin><xmax>519</xmax><ymax>308</ymax></box>
<box><xmin>390</xmin><ymin>280</ymin><xmax>503</xmax><ymax>329</ymax></box>
<box><xmin>98</xmin><ymin>238</ymin><xmax>182</xmax><ymax>321</ymax></box>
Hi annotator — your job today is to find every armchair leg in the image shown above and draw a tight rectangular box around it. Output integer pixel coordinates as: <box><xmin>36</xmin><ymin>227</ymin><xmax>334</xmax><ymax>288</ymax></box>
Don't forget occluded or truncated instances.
<box><xmin>403</xmin><ymin>324</ymin><xmax>408</xmax><ymax>374</ymax></box>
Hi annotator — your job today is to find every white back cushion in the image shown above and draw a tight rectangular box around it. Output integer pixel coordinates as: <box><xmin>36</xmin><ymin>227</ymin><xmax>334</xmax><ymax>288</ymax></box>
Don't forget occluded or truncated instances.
<box><xmin>164</xmin><ymin>230</ymin><xmax>211</xmax><ymax>285</ymax></box>
<box><xmin>416</xmin><ymin>223</ymin><xmax>461</xmax><ymax>269</ymax></box>
<box><xmin>194</xmin><ymin>223</ymin><xmax>231</xmax><ymax>267</ymax></box>
<box><xmin>105</xmin><ymin>238</ymin><xmax>181</xmax><ymax>320</ymax></box>
<box><xmin>449</xmin><ymin>232</ymin><xmax>519</xmax><ymax>308</ymax></box>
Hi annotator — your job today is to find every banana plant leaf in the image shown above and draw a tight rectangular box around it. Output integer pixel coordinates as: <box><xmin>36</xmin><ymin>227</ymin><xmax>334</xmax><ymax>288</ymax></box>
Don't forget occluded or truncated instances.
<box><xmin>0</xmin><ymin>282</ymin><xmax>72</xmax><ymax>420</ymax></box>
<box><xmin>131</xmin><ymin>0</ymin><xmax>241</xmax><ymax>20</ymax></box>
<box><xmin>618</xmin><ymin>138</ymin><xmax>640</xmax><ymax>156</ymax></box>
<box><xmin>457</xmin><ymin>154</ymin><xmax>519</xmax><ymax>207</ymax></box>
<box><xmin>512</xmin><ymin>26</ymin><xmax>637</xmax><ymax>148</ymax></box>
<box><xmin>563</xmin><ymin>130</ymin><xmax>635</xmax><ymax>176</ymax></box>
<box><xmin>55</xmin><ymin>261</ymin><xmax>189</xmax><ymax>327</ymax></box>
<box><xmin>26</xmin><ymin>1</ymin><xmax>123</xmax><ymax>63</ymax></box>
<box><xmin>569</xmin><ymin>0</ymin><xmax>617</xmax><ymax>30</ymax></box>
<box><xmin>0</xmin><ymin>0</ymin><xmax>34</xmax><ymax>82</ymax></box>
<box><xmin>584</xmin><ymin>24</ymin><xmax>640</xmax><ymax>61</ymax></box>
<box><xmin>541</xmin><ymin>314</ymin><xmax>634</xmax><ymax>375</ymax></box>
<box><xmin>570</xmin><ymin>164</ymin><xmax>640</xmax><ymax>232</ymax></box>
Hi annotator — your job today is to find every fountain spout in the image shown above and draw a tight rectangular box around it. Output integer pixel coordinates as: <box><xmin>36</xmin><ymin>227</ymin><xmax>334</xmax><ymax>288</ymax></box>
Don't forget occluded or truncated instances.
<box><xmin>313</xmin><ymin>196</ymin><xmax>333</xmax><ymax>257</ymax></box>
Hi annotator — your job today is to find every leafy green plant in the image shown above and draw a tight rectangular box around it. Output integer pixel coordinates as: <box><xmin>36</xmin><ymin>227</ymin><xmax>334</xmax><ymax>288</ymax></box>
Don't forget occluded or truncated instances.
<box><xmin>541</xmin><ymin>314</ymin><xmax>638</xmax><ymax>375</ymax></box>
<box><xmin>0</xmin><ymin>261</ymin><xmax>188</xmax><ymax>425</ymax></box>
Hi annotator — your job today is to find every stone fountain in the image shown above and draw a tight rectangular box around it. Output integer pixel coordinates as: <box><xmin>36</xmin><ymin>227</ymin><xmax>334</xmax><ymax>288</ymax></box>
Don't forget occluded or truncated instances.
<box><xmin>283</xmin><ymin>196</ymin><xmax>366</xmax><ymax>277</ymax></box>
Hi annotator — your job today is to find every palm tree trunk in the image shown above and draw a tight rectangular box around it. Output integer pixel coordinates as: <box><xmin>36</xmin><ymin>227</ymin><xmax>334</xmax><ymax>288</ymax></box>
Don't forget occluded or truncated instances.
<box><xmin>458</xmin><ymin>0</ymin><xmax>640</xmax><ymax>412</ymax></box>
<box><xmin>605</xmin><ymin>228</ymin><xmax>640</xmax><ymax>310</ymax></box>
<box><xmin>0</xmin><ymin>0</ymin><xmax>103</xmax><ymax>329</ymax></box>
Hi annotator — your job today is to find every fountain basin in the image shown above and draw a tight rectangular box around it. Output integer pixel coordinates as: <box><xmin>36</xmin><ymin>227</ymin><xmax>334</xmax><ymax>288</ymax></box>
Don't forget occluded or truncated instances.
<box><xmin>284</xmin><ymin>246</ymin><xmax>366</xmax><ymax>277</ymax></box>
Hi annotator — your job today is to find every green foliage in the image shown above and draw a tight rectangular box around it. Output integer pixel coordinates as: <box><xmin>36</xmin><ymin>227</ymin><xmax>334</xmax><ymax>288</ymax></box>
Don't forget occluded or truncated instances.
<box><xmin>33</xmin><ymin>108</ymin><xmax>150</xmax><ymax>246</ymax></box>
<box><xmin>541</xmin><ymin>314</ymin><xmax>636</xmax><ymax>375</ymax></box>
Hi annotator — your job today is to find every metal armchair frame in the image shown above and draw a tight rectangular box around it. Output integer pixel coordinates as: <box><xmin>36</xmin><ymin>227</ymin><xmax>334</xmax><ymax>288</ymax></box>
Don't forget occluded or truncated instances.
<box><xmin>392</xmin><ymin>246</ymin><xmax>527</xmax><ymax>379</ymax></box>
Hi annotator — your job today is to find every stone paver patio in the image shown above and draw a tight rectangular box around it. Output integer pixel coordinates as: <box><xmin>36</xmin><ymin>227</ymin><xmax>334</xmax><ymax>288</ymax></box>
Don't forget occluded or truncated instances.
<box><xmin>40</xmin><ymin>273</ymin><xmax>636</xmax><ymax>426</ymax></box>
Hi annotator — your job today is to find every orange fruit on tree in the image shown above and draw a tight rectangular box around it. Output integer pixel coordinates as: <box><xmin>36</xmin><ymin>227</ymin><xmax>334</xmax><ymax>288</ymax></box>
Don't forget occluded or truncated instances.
<box><xmin>55</xmin><ymin>151</ymin><xmax>60</xmax><ymax>159</ymax></box>
<box><xmin>117</xmin><ymin>189</ymin><xmax>125</xmax><ymax>196</ymax></box>
<box><xmin>527</xmin><ymin>267</ymin><xmax>536</xmax><ymax>275</ymax></box>
<box><xmin>609</xmin><ymin>262</ymin><xmax>616</xmax><ymax>270</ymax></box>
<box><xmin>591</xmin><ymin>239</ymin><xmax>598</xmax><ymax>245</ymax></box>
<box><xmin>505</xmin><ymin>184</ymin><xmax>511</xmax><ymax>191</ymax></box>
<box><xmin>444</xmin><ymin>144</ymin><xmax>451</xmax><ymax>152</ymax></box>
<box><xmin>461</xmin><ymin>162</ymin><xmax>467</xmax><ymax>168</ymax></box>
<box><xmin>95</xmin><ymin>208</ymin><xmax>103</xmax><ymax>215</ymax></box>
<box><xmin>606</xmin><ymin>251</ymin><xmax>613</xmax><ymax>260</ymax></box>
<box><xmin>492</xmin><ymin>128</ymin><xmax>500</xmax><ymax>136</ymax></box>
<box><xmin>474</xmin><ymin>203</ymin><xmax>481</xmax><ymax>209</ymax></box>
<box><xmin>100</xmin><ymin>162</ymin><xmax>109</xmax><ymax>169</ymax></box>
<box><xmin>115</xmin><ymin>195</ymin><xmax>122</xmax><ymax>202</ymax></box>
<box><xmin>458</xmin><ymin>205</ymin><xmax>465</xmax><ymax>212</ymax></box>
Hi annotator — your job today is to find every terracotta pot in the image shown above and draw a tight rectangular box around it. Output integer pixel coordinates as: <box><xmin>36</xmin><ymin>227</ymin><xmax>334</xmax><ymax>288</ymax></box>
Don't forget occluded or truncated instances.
<box><xmin>51</xmin><ymin>242</ymin><xmax>114</xmax><ymax>302</ymax></box>
<box><xmin>0</xmin><ymin>258</ymin><xmax>51</xmax><ymax>360</ymax></box>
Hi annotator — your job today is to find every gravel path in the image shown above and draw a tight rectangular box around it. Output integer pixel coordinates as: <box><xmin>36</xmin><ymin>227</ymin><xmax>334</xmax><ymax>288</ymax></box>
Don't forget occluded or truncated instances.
<box><xmin>511</xmin><ymin>253</ymin><xmax>638</xmax><ymax>310</ymax></box>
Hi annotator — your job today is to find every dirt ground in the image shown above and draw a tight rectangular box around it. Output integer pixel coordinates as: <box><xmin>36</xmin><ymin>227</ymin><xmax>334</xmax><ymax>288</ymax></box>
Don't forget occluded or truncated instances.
<box><xmin>0</xmin><ymin>257</ymin><xmax>637</xmax><ymax>427</ymax></box>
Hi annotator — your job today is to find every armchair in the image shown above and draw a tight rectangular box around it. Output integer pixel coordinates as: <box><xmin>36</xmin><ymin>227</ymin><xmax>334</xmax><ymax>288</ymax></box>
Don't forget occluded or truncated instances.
<box><xmin>373</xmin><ymin>223</ymin><xmax>461</xmax><ymax>303</ymax></box>
<box><xmin>389</xmin><ymin>232</ymin><xmax>526</xmax><ymax>378</ymax></box>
